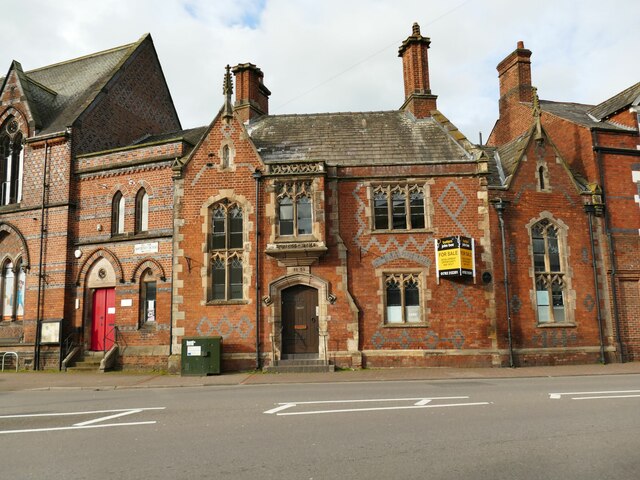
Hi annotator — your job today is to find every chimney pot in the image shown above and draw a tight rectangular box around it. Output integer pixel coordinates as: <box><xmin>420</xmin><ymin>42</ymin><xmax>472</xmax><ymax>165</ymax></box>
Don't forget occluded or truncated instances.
<box><xmin>231</xmin><ymin>63</ymin><xmax>271</xmax><ymax>123</ymax></box>
<box><xmin>517</xmin><ymin>40</ymin><xmax>524</xmax><ymax>49</ymax></box>
<box><xmin>398</xmin><ymin>23</ymin><xmax>437</xmax><ymax>118</ymax></box>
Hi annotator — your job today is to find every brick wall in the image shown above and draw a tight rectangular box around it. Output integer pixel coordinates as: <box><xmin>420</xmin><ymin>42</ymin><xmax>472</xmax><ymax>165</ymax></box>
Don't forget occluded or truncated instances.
<box><xmin>72</xmin><ymin>38</ymin><xmax>181</xmax><ymax>156</ymax></box>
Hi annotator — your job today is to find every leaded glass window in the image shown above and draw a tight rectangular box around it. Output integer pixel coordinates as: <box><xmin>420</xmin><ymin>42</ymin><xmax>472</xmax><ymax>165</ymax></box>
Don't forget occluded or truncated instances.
<box><xmin>372</xmin><ymin>185</ymin><xmax>427</xmax><ymax>231</ymax></box>
<box><xmin>531</xmin><ymin>219</ymin><xmax>566</xmax><ymax>324</ymax></box>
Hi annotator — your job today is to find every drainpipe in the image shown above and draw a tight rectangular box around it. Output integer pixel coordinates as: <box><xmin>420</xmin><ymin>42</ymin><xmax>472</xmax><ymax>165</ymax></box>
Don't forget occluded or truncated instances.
<box><xmin>493</xmin><ymin>198</ymin><xmax>515</xmax><ymax>368</ymax></box>
<box><xmin>591</xmin><ymin>130</ymin><xmax>624</xmax><ymax>362</ymax></box>
<box><xmin>34</xmin><ymin>141</ymin><xmax>50</xmax><ymax>370</ymax></box>
<box><xmin>584</xmin><ymin>204</ymin><xmax>606</xmax><ymax>364</ymax></box>
<box><xmin>252</xmin><ymin>169</ymin><xmax>262</xmax><ymax>370</ymax></box>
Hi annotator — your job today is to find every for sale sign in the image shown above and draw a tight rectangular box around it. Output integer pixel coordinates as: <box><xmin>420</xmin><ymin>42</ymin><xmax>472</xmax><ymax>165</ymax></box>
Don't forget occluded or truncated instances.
<box><xmin>435</xmin><ymin>236</ymin><xmax>475</xmax><ymax>280</ymax></box>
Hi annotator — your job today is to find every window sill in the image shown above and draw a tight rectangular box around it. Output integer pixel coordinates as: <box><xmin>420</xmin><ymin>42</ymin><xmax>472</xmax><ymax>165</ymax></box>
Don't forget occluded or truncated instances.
<box><xmin>371</xmin><ymin>228</ymin><xmax>434</xmax><ymax>235</ymax></box>
<box><xmin>273</xmin><ymin>235</ymin><xmax>318</xmax><ymax>243</ymax></box>
<box><xmin>206</xmin><ymin>299</ymin><xmax>249</xmax><ymax>306</ymax></box>
<box><xmin>536</xmin><ymin>322</ymin><xmax>576</xmax><ymax>328</ymax></box>
<box><xmin>383</xmin><ymin>323</ymin><xmax>429</xmax><ymax>328</ymax></box>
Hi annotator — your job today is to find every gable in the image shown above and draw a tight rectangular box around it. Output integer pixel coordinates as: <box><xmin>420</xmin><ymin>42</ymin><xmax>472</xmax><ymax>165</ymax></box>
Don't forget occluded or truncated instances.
<box><xmin>0</xmin><ymin>62</ymin><xmax>46</xmax><ymax>133</ymax></box>
<box><xmin>492</xmin><ymin>124</ymin><xmax>587</xmax><ymax>195</ymax></box>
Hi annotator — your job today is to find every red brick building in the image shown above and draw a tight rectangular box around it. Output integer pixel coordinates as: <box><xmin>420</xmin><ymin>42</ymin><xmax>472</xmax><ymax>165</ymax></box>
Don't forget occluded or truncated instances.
<box><xmin>1</xmin><ymin>26</ymin><xmax>637</xmax><ymax>372</ymax></box>
<box><xmin>0</xmin><ymin>34</ymin><xmax>196</xmax><ymax>370</ymax></box>
<box><xmin>487</xmin><ymin>42</ymin><xmax>640</xmax><ymax>363</ymax></box>
<box><xmin>171</xmin><ymin>24</ymin><xmax>496</xmax><ymax>371</ymax></box>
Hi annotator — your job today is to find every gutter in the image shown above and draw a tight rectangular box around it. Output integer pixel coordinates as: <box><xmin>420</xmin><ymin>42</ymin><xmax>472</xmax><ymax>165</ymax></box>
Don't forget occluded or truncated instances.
<box><xmin>34</xmin><ymin>140</ymin><xmax>50</xmax><ymax>370</ymax></box>
<box><xmin>492</xmin><ymin>198</ymin><xmax>515</xmax><ymax>368</ymax></box>
<box><xmin>591</xmin><ymin>130</ymin><xmax>625</xmax><ymax>362</ymax></box>
<box><xmin>252</xmin><ymin>169</ymin><xmax>263</xmax><ymax>370</ymax></box>
<box><xmin>584</xmin><ymin>204</ymin><xmax>606</xmax><ymax>364</ymax></box>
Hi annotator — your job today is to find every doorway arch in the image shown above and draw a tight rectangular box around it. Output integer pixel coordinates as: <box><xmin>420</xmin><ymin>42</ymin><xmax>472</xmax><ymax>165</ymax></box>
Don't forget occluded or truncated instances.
<box><xmin>266</xmin><ymin>273</ymin><xmax>334</xmax><ymax>364</ymax></box>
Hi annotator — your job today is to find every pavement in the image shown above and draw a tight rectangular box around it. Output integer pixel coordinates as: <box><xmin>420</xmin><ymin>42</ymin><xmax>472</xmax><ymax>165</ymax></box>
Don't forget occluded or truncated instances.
<box><xmin>1</xmin><ymin>362</ymin><xmax>640</xmax><ymax>391</ymax></box>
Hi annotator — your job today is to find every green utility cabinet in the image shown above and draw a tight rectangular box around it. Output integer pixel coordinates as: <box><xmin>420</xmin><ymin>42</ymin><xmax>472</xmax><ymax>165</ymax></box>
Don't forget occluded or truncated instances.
<box><xmin>181</xmin><ymin>337</ymin><xmax>222</xmax><ymax>376</ymax></box>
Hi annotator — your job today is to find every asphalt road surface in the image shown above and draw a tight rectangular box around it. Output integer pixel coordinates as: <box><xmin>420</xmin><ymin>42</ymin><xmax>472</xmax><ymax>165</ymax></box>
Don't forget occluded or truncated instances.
<box><xmin>1</xmin><ymin>374</ymin><xmax>639</xmax><ymax>479</ymax></box>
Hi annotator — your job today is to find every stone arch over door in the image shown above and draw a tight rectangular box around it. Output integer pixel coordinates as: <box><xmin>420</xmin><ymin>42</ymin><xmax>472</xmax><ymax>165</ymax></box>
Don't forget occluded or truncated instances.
<box><xmin>76</xmin><ymin>248</ymin><xmax>124</xmax><ymax>286</ymax></box>
<box><xmin>83</xmin><ymin>256</ymin><xmax>118</xmax><ymax>351</ymax></box>
<box><xmin>265</xmin><ymin>273</ymin><xmax>335</xmax><ymax>365</ymax></box>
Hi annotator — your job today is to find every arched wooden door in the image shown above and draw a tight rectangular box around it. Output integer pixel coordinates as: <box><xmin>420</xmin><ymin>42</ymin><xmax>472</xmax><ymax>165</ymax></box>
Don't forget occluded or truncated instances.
<box><xmin>282</xmin><ymin>285</ymin><xmax>319</xmax><ymax>356</ymax></box>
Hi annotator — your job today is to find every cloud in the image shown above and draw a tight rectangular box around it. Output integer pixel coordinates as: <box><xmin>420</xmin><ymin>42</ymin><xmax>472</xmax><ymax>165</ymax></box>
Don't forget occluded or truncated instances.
<box><xmin>1</xmin><ymin>0</ymin><xmax>639</xmax><ymax>141</ymax></box>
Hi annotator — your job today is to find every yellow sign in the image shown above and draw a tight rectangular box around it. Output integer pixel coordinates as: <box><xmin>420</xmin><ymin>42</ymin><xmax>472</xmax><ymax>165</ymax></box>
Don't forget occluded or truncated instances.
<box><xmin>436</xmin><ymin>236</ymin><xmax>475</xmax><ymax>279</ymax></box>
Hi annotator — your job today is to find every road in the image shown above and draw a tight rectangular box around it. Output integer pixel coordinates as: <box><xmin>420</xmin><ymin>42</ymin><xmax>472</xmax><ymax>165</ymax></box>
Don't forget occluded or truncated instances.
<box><xmin>1</xmin><ymin>374</ymin><xmax>639</xmax><ymax>479</ymax></box>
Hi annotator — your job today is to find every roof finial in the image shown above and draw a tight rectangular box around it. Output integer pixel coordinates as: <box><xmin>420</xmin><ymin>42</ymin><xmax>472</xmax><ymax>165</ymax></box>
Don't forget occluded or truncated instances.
<box><xmin>412</xmin><ymin>22</ymin><xmax>421</xmax><ymax>36</ymax></box>
<box><xmin>222</xmin><ymin>64</ymin><xmax>234</xmax><ymax>121</ymax></box>
<box><xmin>223</xmin><ymin>64</ymin><xmax>233</xmax><ymax>97</ymax></box>
<box><xmin>532</xmin><ymin>86</ymin><xmax>543</xmax><ymax>142</ymax></box>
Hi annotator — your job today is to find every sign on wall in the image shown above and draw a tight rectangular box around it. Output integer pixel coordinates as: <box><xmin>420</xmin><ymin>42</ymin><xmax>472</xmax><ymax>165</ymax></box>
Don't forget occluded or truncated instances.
<box><xmin>134</xmin><ymin>242</ymin><xmax>159</xmax><ymax>254</ymax></box>
<box><xmin>435</xmin><ymin>236</ymin><xmax>475</xmax><ymax>283</ymax></box>
<box><xmin>40</xmin><ymin>320</ymin><xmax>62</xmax><ymax>345</ymax></box>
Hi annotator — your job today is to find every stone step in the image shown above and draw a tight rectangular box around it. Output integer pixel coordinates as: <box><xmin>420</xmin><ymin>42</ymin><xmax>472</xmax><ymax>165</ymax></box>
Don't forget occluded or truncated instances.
<box><xmin>83</xmin><ymin>351</ymin><xmax>105</xmax><ymax>358</ymax></box>
<box><xmin>277</xmin><ymin>359</ymin><xmax>328</xmax><ymax>366</ymax></box>
<box><xmin>66</xmin><ymin>354</ymin><xmax>103</xmax><ymax>372</ymax></box>
<box><xmin>75</xmin><ymin>359</ymin><xmax>102</xmax><ymax>366</ymax></box>
<box><xmin>263</xmin><ymin>364</ymin><xmax>335</xmax><ymax>373</ymax></box>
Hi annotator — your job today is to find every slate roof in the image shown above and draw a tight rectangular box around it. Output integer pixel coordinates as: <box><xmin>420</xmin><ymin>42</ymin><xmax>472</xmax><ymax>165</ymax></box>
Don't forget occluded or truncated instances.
<box><xmin>132</xmin><ymin>126</ymin><xmax>207</xmax><ymax>147</ymax></box>
<box><xmin>540</xmin><ymin>94</ymin><xmax>637</xmax><ymax>132</ymax></box>
<box><xmin>485</xmin><ymin>130</ymin><xmax>530</xmax><ymax>187</ymax></box>
<box><xmin>587</xmin><ymin>82</ymin><xmax>640</xmax><ymax>121</ymax></box>
<box><xmin>1</xmin><ymin>37</ymin><xmax>144</xmax><ymax>135</ymax></box>
<box><xmin>539</xmin><ymin>100</ymin><xmax>631</xmax><ymax>131</ymax></box>
<box><xmin>245</xmin><ymin>110</ymin><xmax>474</xmax><ymax>166</ymax></box>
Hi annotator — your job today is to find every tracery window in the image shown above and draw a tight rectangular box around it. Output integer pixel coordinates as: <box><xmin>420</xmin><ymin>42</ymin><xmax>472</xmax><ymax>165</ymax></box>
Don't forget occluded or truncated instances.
<box><xmin>385</xmin><ymin>273</ymin><xmax>422</xmax><ymax>324</ymax></box>
<box><xmin>0</xmin><ymin>118</ymin><xmax>24</xmax><ymax>206</ymax></box>
<box><xmin>373</xmin><ymin>185</ymin><xmax>426</xmax><ymax>230</ymax></box>
<box><xmin>209</xmin><ymin>201</ymin><xmax>243</xmax><ymax>301</ymax></box>
<box><xmin>135</xmin><ymin>188</ymin><xmax>149</xmax><ymax>234</ymax></box>
<box><xmin>277</xmin><ymin>182</ymin><xmax>313</xmax><ymax>237</ymax></box>
<box><xmin>1</xmin><ymin>258</ymin><xmax>24</xmax><ymax>321</ymax></box>
<box><xmin>531</xmin><ymin>219</ymin><xmax>566</xmax><ymax>323</ymax></box>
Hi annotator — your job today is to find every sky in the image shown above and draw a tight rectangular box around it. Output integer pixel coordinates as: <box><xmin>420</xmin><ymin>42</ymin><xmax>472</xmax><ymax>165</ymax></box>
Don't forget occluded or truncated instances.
<box><xmin>2</xmin><ymin>0</ymin><xmax>639</xmax><ymax>143</ymax></box>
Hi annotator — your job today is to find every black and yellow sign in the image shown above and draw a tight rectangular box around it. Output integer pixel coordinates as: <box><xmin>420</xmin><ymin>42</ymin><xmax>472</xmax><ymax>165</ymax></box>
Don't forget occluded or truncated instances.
<box><xmin>436</xmin><ymin>236</ymin><xmax>475</xmax><ymax>279</ymax></box>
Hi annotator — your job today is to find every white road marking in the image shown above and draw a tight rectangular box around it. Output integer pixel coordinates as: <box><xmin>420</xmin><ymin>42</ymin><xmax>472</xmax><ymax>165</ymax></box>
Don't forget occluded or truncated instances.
<box><xmin>0</xmin><ymin>422</ymin><xmax>157</xmax><ymax>435</ymax></box>
<box><xmin>0</xmin><ymin>407</ymin><xmax>165</xmax><ymax>435</ymax></box>
<box><xmin>275</xmin><ymin>402</ymin><xmax>490</xmax><ymax>416</ymax></box>
<box><xmin>549</xmin><ymin>390</ymin><xmax>640</xmax><ymax>400</ymax></box>
<box><xmin>0</xmin><ymin>407</ymin><xmax>165</xmax><ymax>419</ymax></box>
<box><xmin>573</xmin><ymin>394</ymin><xmax>640</xmax><ymax>401</ymax></box>
<box><xmin>74</xmin><ymin>409</ymin><xmax>143</xmax><ymax>427</ymax></box>
<box><xmin>264</xmin><ymin>403</ymin><xmax>296</xmax><ymax>415</ymax></box>
<box><xmin>264</xmin><ymin>396</ymin><xmax>489</xmax><ymax>416</ymax></box>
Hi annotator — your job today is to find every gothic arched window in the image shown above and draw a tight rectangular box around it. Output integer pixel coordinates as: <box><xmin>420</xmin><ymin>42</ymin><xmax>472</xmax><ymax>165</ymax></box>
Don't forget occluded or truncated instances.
<box><xmin>531</xmin><ymin>219</ymin><xmax>566</xmax><ymax>323</ymax></box>
<box><xmin>209</xmin><ymin>201</ymin><xmax>244</xmax><ymax>301</ymax></box>
<box><xmin>135</xmin><ymin>188</ymin><xmax>149</xmax><ymax>234</ymax></box>
<box><xmin>111</xmin><ymin>191</ymin><xmax>125</xmax><ymax>235</ymax></box>
<box><xmin>0</xmin><ymin>119</ymin><xmax>24</xmax><ymax>206</ymax></box>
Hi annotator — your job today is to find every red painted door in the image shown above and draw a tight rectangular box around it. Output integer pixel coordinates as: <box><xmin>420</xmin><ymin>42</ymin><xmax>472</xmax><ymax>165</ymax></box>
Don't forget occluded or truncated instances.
<box><xmin>91</xmin><ymin>288</ymin><xmax>115</xmax><ymax>351</ymax></box>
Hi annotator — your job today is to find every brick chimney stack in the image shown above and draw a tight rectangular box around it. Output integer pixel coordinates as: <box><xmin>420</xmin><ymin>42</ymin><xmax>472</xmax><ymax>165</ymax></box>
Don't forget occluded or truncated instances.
<box><xmin>497</xmin><ymin>41</ymin><xmax>533</xmax><ymax>117</ymax></box>
<box><xmin>231</xmin><ymin>63</ymin><xmax>271</xmax><ymax>123</ymax></box>
<box><xmin>398</xmin><ymin>22</ymin><xmax>437</xmax><ymax>118</ymax></box>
